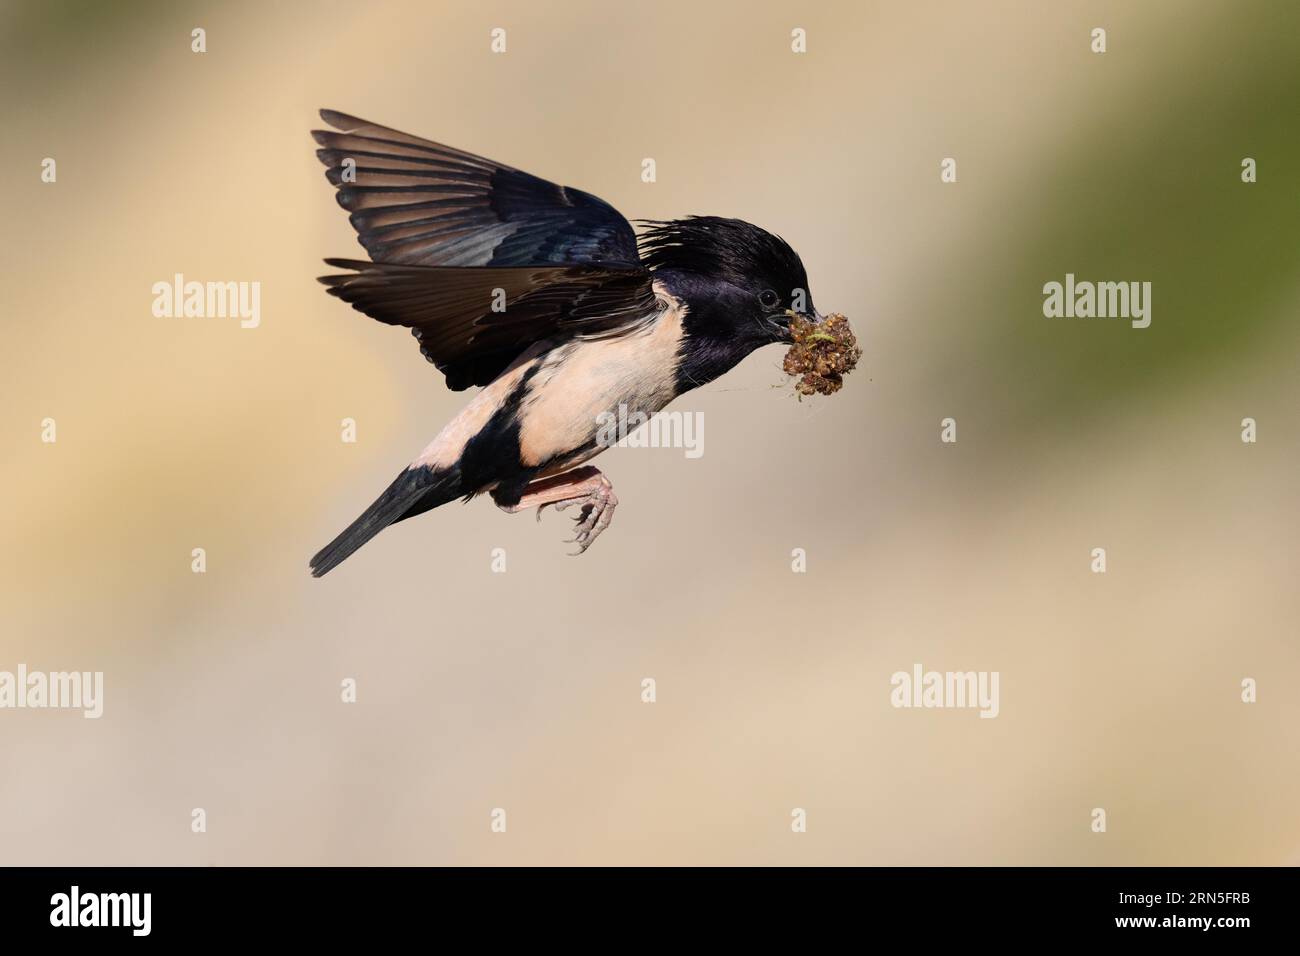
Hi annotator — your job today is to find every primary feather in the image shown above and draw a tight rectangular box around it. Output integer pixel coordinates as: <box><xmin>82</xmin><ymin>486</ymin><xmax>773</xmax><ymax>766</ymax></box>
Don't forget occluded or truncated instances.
<box><xmin>312</xmin><ymin>109</ymin><xmax>659</xmax><ymax>389</ymax></box>
<box><xmin>313</xmin><ymin>109</ymin><xmax>641</xmax><ymax>268</ymax></box>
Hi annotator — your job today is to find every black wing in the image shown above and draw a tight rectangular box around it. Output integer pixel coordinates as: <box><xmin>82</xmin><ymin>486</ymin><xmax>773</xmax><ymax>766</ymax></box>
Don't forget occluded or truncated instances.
<box><xmin>312</xmin><ymin>109</ymin><xmax>641</xmax><ymax>267</ymax></box>
<box><xmin>319</xmin><ymin>259</ymin><xmax>660</xmax><ymax>391</ymax></box>
<box><xmin>313</xmin><ymin>110</ymin><xmax>655</xmax><ymax>389</ymax></box>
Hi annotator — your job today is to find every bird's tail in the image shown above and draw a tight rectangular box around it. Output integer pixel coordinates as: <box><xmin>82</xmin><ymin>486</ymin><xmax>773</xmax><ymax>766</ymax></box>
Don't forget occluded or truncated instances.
<box><xmin>310</xmin><ymin>466</ymin><xmax>460</xmax><ymax>577</ymax></box>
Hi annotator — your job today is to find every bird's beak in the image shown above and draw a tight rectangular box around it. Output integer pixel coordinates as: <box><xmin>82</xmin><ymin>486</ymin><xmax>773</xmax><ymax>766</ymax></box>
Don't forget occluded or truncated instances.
<box><xmin>769</xmin><ymin>309</ymin><xmax>800</xmax><ymax>342</ymax></box>
<box><xmin>770</xmin><ymin>313</ymin><xmax>793</xmax><ymax>341</ymax></box>
<box><xmin>770</xmin><ymin>309</ymin><xmax>824</xmax><ymax>342</ymax></box>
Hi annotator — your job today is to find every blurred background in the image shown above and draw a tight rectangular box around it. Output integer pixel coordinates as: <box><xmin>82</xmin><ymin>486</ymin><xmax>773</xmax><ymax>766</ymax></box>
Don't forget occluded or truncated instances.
<box><xmin>1</xmin><ymin>0</ymin><xmax>1297</xmax><ymax>865</ymax></box>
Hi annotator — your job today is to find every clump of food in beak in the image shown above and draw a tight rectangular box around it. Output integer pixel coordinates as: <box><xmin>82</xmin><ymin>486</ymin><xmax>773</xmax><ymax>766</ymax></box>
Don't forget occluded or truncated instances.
<box><xmin>782</xmin><ymin>312</ymin><xmax>862</xmax><ymax>396</ymax></box>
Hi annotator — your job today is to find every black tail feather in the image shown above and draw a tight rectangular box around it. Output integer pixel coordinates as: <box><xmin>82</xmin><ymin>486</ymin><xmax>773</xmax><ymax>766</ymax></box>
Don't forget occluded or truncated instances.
<box><xmin>310</xmin><ymin>466</ymin><xmax>458</xmax><ymax>577</ymax></box>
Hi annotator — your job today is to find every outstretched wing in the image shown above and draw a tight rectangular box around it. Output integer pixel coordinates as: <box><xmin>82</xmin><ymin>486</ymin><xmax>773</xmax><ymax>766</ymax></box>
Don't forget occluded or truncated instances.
<box><xmin>312</xmin><ymin>109</ymin><xmax>641</xmax><ymax>268</ymax></box>
<box><xmin>313</xmin><ymin>110</ymin><xmax>655</xmax><ymax>388</ymax></box>
<box><xmin>319</xmin><ymin>258</ymin><xmax>660</xmax><ymax>391</ymax></box>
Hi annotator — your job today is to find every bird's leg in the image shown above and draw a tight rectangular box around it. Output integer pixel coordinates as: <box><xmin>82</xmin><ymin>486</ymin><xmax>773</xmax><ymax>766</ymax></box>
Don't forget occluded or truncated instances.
<box><xmin>491</xmin><ymin>466</ymin><xmax>619</xmax><ymax>555</ymax></box>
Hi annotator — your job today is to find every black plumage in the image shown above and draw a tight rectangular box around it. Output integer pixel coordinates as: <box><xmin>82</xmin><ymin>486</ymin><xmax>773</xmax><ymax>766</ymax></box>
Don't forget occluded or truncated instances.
<box><xmin>309</xmin><ymin>110</ymin><xmax>823</xmax><ymax>576</ymax></box>
<box><xmin>313</xmin><ymin>109</ymin><xmax>640</xmax><ymax>267</ymax></box>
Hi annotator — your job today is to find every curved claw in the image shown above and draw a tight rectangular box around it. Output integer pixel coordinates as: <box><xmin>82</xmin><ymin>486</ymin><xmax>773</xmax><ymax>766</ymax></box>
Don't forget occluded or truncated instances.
<box><xmin>495</xmin><ymin>467</ymin><xmax>618</xmax><ymax>553</ymax></box>
<box><xmin>565</xmin><ymin>494</ymin><xmax>615</xmax><ymax>554</ymax></box>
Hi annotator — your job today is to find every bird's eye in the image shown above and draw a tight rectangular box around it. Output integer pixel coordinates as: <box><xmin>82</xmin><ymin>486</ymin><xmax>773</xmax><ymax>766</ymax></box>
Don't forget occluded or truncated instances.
<box><xmin>758</xmin><ymin>289</ymin><xmax>780</xmax><ymax>310</ymax></box>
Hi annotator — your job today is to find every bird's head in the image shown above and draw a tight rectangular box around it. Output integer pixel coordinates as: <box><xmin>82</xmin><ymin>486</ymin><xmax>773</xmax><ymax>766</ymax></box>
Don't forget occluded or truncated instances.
<box><xmin>639</xmin><ymin>216</ymin><xmax>819</xmax><ymax>353</ymax></box>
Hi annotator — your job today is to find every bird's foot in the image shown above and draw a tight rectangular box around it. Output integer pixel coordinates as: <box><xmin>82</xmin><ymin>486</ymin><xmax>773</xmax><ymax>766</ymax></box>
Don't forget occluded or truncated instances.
<box><xmin>494</xmin><ymin>466</ymin><xmax>619</xmax><ymax>554</ymax></box>
<box><xmin>552</xmin><ymin>479</ymin><xmax>618</xmax><ymax>555</ymax></box>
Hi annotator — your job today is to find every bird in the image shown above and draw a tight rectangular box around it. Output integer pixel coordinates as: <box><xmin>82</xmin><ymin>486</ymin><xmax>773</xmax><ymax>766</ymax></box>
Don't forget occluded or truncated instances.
<box><xmin>308</xmin><ymin>109</ymin><xmax>823</xmax><ymax>576</ymax></box>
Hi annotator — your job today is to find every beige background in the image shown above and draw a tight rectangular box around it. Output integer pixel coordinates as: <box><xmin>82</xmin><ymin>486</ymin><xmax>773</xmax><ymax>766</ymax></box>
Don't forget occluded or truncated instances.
<box><xmin>1</xmin><ymin>0</ymin><xmax>1297</xmax><ymax>864</ymax></box>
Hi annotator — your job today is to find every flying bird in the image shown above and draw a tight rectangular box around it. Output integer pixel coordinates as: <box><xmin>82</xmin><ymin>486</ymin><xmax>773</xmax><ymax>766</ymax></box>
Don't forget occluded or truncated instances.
<box><xmin>309</xmin><ymin>109</ymin><xmax>822</xmax><ymax>576</ymax></box>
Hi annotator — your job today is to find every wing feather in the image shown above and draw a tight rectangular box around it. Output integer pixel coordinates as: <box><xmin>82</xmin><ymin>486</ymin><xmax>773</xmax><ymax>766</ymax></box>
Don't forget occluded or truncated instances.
<box><xmin>313</xmin><ymin>109</ymin><xmax>641</xmax><ymax>268</ymax></box>
<box><xmin>313</xmin><ymin>110</ymin><xmax>654</xmax><ymax>388</ymax></box>
<box><xmin>319</xmin><ymin>259</ymin><xmax>660</xmax><ymax>390</ymax></box>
